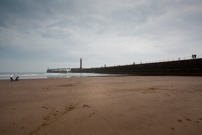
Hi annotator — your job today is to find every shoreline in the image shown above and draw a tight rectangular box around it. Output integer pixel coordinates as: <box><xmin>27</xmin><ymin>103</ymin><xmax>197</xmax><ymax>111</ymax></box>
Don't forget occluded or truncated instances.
<box><xmin>1</xmin><ymin>76</ymin><xmax>202</xmax><ymax>135</ymax></box>
<box><xmin>0</xmin><ymin>72</ymin><xmax>121</xmax><ymax>80</ymax></box>
<box><xmin>1</xmin><ymin>74</ymin><xmax>202</xmax><ymax>81</ymax></box>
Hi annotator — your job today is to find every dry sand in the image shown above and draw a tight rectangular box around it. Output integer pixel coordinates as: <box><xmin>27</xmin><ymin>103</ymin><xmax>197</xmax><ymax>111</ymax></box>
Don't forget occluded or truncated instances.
<box><xmin>0</xmin><ymin>76</ymin><xmax>202</xmax><ymax>135</ymax></box>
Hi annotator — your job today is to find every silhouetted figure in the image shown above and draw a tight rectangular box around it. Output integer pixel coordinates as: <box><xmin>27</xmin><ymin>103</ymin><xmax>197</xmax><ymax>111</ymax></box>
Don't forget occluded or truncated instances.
<box><xmin>192</xmin><ymin>54</ymin><xmax>197</xmax><ymax>59</ymax></box>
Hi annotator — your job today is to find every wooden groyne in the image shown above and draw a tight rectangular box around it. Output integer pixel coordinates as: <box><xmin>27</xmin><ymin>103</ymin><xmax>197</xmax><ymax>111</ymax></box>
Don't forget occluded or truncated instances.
<box><xmin>71</xmin><ymin>58</ymin><xmax>202</xmax><ymax>76</ymax></box>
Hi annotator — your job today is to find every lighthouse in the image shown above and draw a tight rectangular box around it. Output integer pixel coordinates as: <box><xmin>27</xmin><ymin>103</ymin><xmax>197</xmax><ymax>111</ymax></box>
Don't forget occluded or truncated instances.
<box><xmin>80</xmin><ymin>58</ymin><xmax>82</xmax><ymax>69</ymax></box>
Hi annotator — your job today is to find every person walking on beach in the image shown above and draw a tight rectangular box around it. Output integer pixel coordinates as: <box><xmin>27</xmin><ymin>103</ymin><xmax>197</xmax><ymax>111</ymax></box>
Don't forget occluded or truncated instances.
<box><xmin>15</xmin><ymin>76</ymin><xmax>19</xmax><ymax>81</ymax></box>
<box><xmin>10</xmin><ymin>74</ymin><xmax>14</xmax><ymax>81</ymax></box>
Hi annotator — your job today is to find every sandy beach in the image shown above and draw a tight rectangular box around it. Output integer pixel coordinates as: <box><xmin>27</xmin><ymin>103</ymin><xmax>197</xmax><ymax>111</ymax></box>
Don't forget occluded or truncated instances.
<box><xmin>0</xmin><ymin>76</ymin><xmax>202</xmax><ymax>135</ymax></box>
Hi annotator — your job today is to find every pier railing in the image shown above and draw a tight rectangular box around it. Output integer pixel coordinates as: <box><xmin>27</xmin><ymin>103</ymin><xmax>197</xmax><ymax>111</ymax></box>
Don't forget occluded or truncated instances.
<box><xmin>141</xmin><ymin>55</ymin><xmax>202</xmax><ymax>65</ymax></box>
<box><xmin>100</xmin><ymin>55</ymin><xmax>202</xmax><ymax>68</ymax></box>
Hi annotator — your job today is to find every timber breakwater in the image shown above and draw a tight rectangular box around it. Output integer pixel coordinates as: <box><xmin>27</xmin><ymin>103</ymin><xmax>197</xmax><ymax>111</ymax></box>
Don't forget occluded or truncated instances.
<box><xmin>71</xmin><ymin>58</ymin><xmax>202</xmax><ymax>76</ymax></box>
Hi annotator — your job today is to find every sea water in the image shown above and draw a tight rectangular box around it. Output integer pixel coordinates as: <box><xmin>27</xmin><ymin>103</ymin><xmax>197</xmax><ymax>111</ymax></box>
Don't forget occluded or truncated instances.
<box><xmin>0</xmin><ymin>72</ymin><xmax>118</xmax><ymax>80</ymax></box>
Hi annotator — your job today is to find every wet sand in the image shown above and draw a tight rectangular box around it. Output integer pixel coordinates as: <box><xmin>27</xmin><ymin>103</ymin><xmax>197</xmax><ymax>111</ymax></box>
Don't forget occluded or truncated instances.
<box><xmin>0</xmin><ymin>76</ymin><xmax>202</xmax><ymax>135</ymax></box>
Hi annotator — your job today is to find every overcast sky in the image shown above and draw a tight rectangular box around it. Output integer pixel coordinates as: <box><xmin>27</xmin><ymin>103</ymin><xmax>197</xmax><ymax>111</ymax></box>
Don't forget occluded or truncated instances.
<box><xmin>0</xmin><ymin>0</ymin><xmax>202</xmax><ymax>72</ymax></box>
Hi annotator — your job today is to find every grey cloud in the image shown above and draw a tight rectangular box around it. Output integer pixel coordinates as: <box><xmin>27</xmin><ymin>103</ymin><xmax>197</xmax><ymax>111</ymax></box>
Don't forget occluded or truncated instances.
<box><xmin>0</xmin><ymin>0</ymin><xmax>202</xmax><ymax>72</ymax></box>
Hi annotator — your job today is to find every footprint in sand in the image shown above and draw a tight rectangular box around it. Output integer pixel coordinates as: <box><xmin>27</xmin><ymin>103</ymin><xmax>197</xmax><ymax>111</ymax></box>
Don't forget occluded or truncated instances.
<box><xmin>178</xmin><ymin>119</ymin><xmax>182</xmax><ymax>122</ymax></box>
<box><xmin>89</xmin><ymin>112</ymin><xmax>95</xmax><ymax>117</ymax></box>
<box><xmin>185</xmin><ymin>118</ymin><xmax>191</xmax><ymax>121</ymax></box>
<box><xmin>83</xmin><ymin>104</ymin><xmax>90</xmax><ymax>108</ymax></box>
<box><xmin>53</xmin><ymin>113</ymin><xmax>57</xmax><ymax>117</ymax></box>
<box><xmin>42</xmin><ymin>106</ymin><xmax>49</xmax><ymax>110</ymax></box>
<box><xmin>170</xmin><ymin>127</ymin><xmax>175</xmax><ymax>130</ymax></box>
<box><xmin>59</xmin><ymin>84</ymin><xmax>74</xmax><ymax>87</ymax></box>
<box><xmin>67</xmin><ymin>105</ymin><xmax>75</xmax><ymax>111</ymax></box>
